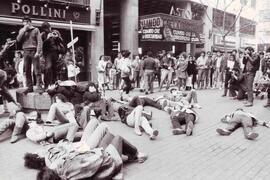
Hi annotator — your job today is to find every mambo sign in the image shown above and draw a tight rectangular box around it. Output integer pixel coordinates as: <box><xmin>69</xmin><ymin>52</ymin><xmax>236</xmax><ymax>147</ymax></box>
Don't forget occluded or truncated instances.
<box><xmin>140</xmin><ymin>13</ymin><xmax>204</xmax><ymax>43</ymax></box>
<box><xmin>11</xmin><ymin>2</ymin><xmax>66</xmax><ymax>19</ymax></box>
<box><xmin>140</xmin><ymin>13</ymin><xmax>203</xmax><ymax>33</ymax></box>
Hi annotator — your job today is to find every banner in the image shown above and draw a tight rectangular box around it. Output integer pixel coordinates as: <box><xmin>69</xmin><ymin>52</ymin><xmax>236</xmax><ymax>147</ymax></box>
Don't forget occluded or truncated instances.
<box><xmin>139</xmin><ymin>13</ymin><xmax>204</xmax><ymax>44</ymax></box>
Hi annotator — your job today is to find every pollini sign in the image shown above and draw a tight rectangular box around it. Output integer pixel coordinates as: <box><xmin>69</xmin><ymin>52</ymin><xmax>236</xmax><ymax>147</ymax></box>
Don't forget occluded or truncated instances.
<box><xmin>0</xmin><ymin>0</ymin><xmax>90</xmax><ymax>24</ymax></box>
<box><xmin>12</xmin><ymin>2</ymin><xmax>66</xmax><ymax>19</ymax></box>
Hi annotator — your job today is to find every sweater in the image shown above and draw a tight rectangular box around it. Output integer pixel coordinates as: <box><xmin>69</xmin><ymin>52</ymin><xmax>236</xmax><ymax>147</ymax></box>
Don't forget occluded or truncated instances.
<box><xmin>17</xmin><ymin>26</ymin><xmax>42</xmax><ymax>54</ymax></box>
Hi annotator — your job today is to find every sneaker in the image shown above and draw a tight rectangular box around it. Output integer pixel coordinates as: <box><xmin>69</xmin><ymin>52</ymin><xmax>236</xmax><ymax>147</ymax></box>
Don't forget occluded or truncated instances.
<box><xmin>216</xmin><ymin>128</ymin><xmax>231</xmax><ymax>136</ymax></box>
<box><xmin>172</xmin><ymin>128</ymin><xmax>185</xmax><ymax>135</ymax></box>
<box><xmin>137</xmin><ymin>152</ymin><xmax>148</xmax><ymax>163</ymax></box>
<box><xmin>135</xmin><ymin>129</ymin><xmax>142</xmax><ymax>136</ymax></box>
<box><xmin>186</xmin><ymin>121</ymin><xmax>194</xmax><ymax>136</ymax></box>
<box><xmin>246</xmin><ymin>132</ymin><xmax>259</xmax><ymax>140</ymax></box>
<box><xmin>194</xmin><ymin>103</ymin><xmax>202</xmax><ymax>109</ymax></box>
<box><xmin>150</xmin><ymin>129</ymin><xmax>159</xmax><ymax>140</ymax></box>
<box><xmin>244</xmin><ymin>102</ymin><xmax>253</xmax><ymax>107</ymax></box>
<box><xmin>264</xmin><ymin>104</ymin><xmax>270</xmax><ymax>108</ymax></box>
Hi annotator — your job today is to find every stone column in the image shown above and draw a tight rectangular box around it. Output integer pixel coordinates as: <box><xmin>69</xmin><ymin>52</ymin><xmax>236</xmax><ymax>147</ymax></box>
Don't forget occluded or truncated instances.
<box><xmin>120</xmin><ymin>0</ymin><xmax>139</xmax><ymax>55</ymax></box>
<box><xmin>90</xmin><ymin>0</ymin><xmax>104</xmax><ymax>81</ymax></box>
<box><xmin>203</xmin><ymin>6</ymin><xmax>213</xmax><ymax>52</ymax></box>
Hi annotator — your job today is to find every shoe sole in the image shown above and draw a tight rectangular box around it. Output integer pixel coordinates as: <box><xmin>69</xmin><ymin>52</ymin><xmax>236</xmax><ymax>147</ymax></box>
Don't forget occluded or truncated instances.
<box><xmin>216</xmin><ymin>128</ymin><xmax>231</xmax><ymax>136</ymax></box>
<box><xmin>247</xmin><ymin>133</ymin><xmax>259</xmax><ymax>140</ymax></box>
<box><xmin>186</xmin><ymin>121</ymin><xmax>194</xmax><ymax>136</ymax></box>
<box><xmin>172</xmin><ymin>129</ymin><xmax>185</xmax><ymax>135</ymax></box>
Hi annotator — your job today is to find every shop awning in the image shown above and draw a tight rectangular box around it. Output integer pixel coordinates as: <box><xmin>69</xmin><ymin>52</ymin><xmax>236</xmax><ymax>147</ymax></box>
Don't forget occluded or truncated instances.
<box><xmin>0</xmin><ymin>16</ymin><xmax>96</xmax><ymax>32</ymax></box>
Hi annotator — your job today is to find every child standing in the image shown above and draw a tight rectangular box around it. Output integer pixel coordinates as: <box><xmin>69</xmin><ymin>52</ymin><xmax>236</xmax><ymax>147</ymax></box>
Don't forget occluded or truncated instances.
<box><xmin>176</xmin><ymin>52</ymin><xmax>188</xmax><ymax>91</ymax></box>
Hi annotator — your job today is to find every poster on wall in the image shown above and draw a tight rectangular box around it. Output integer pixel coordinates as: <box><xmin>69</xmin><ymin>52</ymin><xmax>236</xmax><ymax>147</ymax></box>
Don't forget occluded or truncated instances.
<box><xmin>139</xmin><ymin>13</ymin><xmax>204</xmax><ymax>44</ymax></box>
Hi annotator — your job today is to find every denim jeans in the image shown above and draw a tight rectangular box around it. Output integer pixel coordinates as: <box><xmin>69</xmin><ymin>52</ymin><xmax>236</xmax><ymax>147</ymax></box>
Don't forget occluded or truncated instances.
<box><xmin>160</xmin><ymin>68</ymin><xmax>173</xmax><ymax>90</ymax></box>
<box><xmin>23</xmin><ymin>49</ymin><xmax>42</xmax><ymax>89</ymax></box>
<box><xmin>143</xmin><ymin>69</ymin><xmax>154</xmax><ymax>93</ymax></box>
<box><xmin>128</xmin><ymin>96</ymin><xmax>162</xmax><ymax>110</ymax></box>
<box><xmin>170</xmin><ymin>111</ymin><xmax>195</xmax><ymax>130</ymax></box>
<box><xmin>223</xmin><ymin>111</ymin><xmax>255</xmax><ymax>139</ymax></box>
<box><xmin>244</xmin><ymin>72</ymin><xmax>256</xmax><ymax>103</ymax></box>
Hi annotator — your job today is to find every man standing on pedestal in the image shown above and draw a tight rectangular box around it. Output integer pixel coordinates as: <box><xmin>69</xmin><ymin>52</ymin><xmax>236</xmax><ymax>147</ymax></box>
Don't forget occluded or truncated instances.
<box><xmin>17</xmin><ymin>16</ymin><xmax>42</xmax><ymax>94</ymax></box>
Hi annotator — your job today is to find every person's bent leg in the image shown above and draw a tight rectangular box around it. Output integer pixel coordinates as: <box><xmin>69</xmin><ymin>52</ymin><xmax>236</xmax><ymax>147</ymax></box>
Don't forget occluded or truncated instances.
<box><xmin>143</xmin><ymin>97</ymin><xmax>162</xmax><ymax>110</ymax></box>
<box><xmin>141</xmin><ymin>117</ymin><xmax>158</xmax><ymax>140</ymax></box>
<box><xmin>82</xmin><ymin>120</ymin><xmax>109</xmax><ymax>149</ymax></box>
<box><xmin>185</xmin><ymin>114</ymin><xmax>196</xmax><ymax>136</ymax></box>
<box><xmin>241</xmin><ymin>116</ymin><xmax>258</xmax><ymax>140</ymax></box>
<box><xmin>0</xmin><ymin>118</ymin><xmax>15</xmax><ymax>135</ymax></box>
<box><xmin>10</xmin><ymin>112</ymin><xmax>28</xmax><ymax>143</ymax></box>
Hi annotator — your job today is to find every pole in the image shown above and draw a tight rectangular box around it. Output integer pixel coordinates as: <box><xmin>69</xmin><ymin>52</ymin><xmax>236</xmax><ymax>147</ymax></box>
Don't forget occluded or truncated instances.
<box><xmin>70</xmin><ymin>20</ymin><xmax>77</xmax><ymax>82</ymax></box>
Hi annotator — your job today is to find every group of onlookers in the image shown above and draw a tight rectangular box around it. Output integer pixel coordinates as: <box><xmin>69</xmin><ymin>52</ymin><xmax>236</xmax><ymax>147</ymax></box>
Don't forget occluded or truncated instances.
<box><xmin>98</xmin><ymin>46</ymin><xmax>270</xmax><ymax>108</ymax></box>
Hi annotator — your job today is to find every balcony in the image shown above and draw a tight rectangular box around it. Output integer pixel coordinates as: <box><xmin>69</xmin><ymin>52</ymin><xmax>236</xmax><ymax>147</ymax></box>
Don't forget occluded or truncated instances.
<box><xmin>51</xmin><ymin>0</ymin><xmax>90</xmax><ymax>6</ymax></box>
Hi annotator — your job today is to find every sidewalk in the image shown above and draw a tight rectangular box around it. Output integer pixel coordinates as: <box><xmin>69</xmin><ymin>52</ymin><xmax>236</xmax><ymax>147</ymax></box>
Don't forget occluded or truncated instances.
<box><xmin>1</xmin><ymin>88</ymin><xmax>270</xmax><ymax>180</ymax></box>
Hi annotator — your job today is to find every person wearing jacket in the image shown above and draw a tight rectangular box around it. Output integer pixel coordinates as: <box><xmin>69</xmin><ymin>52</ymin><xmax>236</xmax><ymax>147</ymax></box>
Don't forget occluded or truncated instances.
<box><xmin>159</xmin><ymin>51</ymin><xmax>175</xmax><ymax>91</ymax></box>
<box><xmin>216</xmin><ymin>108</ymin><xmax>269</xmax><ymax>140</ymax></box>
<box><xmin>242</xmin><ymin>47</ymin><xmax>260</xmax><ymax>107</ymax></box>
<box><xmin>43</xmin><ymin>30</ymin><xmax>66</xmax><ymax>89</ymax></box>
<box><xmin>142</xmin><ymin>51</ymin><xmax>157</xmax><ymax>94</ymax></box>
<box><xmin>205</xmin><ymin>51</ymin><xmax>213</xmax><ymax>89</ymax></box>
<box><xmin>16</xmin><ymin>16</ymin><xmax>42</xmax><ymax>94</ymax></box>
<box><xmin>168</xmin><ymin>106</ymin><xmax>197</xmax><ymax>136</ymax></box>
<box><xmin>229</xmin><ymin>68</ymin><xmax>247</xmax><ymax>100</ymax></box>
<box><xmin>176</xmin><ymin>52</ymin><xmax>188</xmax><ymax>91</ymax></box>
<box><xmin>187</xmin><ymin>56</ymin><xmax>197</xmax><ymax>89</ymax></box>
<box><xmin>222</xmin><ymin>54</ymin><xmax>240</xmax><ymax>97</ymax></box>
<box><xmin>24</xmin><ymin>119</ymin><xmax>148</xmax><ymax>180</ymax></box>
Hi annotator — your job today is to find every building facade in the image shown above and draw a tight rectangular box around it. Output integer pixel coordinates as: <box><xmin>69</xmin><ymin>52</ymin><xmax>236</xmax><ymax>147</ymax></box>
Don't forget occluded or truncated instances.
<box><xmin>0</xmin><ymin>0</ymin><xmax>105</xmax><ymax>81</ymax></box>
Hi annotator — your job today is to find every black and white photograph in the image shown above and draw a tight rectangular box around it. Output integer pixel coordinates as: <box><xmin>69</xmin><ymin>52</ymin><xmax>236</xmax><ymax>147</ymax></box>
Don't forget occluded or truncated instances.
<box><xmin>0</xmin><ymin>0</ymin><xmax>270</xmax><ymax>179</ymax></box>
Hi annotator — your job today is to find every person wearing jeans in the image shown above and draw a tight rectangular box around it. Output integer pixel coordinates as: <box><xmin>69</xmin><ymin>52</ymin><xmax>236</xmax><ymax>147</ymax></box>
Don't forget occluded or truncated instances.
<box><xmin>142</xmin><ymin>51</ymin><xmax>157</xmax><ymax>94</ymax></box>
<box><xmin>242</xmin><ymin>47</ymin><xmax>260</xmax><ymax>107</ymax></box>
<box><xmin>121</xmin><ymin>95</ymin><xmax>162</xmax><ymax>110</ymax></box>
<box><xmin>159</xmin><ymin>52</ymin><xmax>175</xmax><ymax>91</ymax></box>
<box><xmin>216</xmin><ymin>109</ymin><xmax>270</xmax><ymax>140</ymax></box>
<box><xmin>17</xmin><ymin>16</ymin><xmax>42</xmax><ymax>93</ymax></box>
<box><xmin>24</xmin><ymin>118</ymin><xmax>148</xmax><ymax>180</ymax></box>
<box><xmin>168</xmin><ymin>108</ymin><xmax>197</xmax><ymax>136</ymax></box>
<box><xmin>118</xmin><ymin>105</ymin><xmax>159</xmax><ymax>140</ymax></box>
<box><xmin>120</xmin><ymin>50</ymin><xmax>132</xmax><ymax>94</ymax></box>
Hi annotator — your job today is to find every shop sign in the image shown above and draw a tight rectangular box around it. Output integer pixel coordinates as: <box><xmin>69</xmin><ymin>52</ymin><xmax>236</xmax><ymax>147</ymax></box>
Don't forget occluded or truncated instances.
<box><xmin>139</xmin><ymin>13</ymin><xmax>204</xmax><ymax>43</ymax></box>
<box><xmin>213</xmin><ymin>34</ymin><xmax>236</xmax><ymax>47</ymax></box>
<box><xmin>0</xmin><ymin>0</ymin><xmax>90</xmax><ymax>24</ymax></box>
<box><xmin>240</xmin><ymin>38</ymin><xmax>256</xmax><ymax>48</ymax></box>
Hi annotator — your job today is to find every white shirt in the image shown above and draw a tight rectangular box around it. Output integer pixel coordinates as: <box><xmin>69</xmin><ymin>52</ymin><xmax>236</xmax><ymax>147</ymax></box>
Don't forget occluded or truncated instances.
<box><xmin>227</xmin><ymin>60</ymin><xmax>235</xmax><ymax>71</ymax></box>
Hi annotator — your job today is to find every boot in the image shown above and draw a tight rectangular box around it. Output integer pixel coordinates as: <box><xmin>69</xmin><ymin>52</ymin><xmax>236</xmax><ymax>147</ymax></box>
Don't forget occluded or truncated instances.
<box><xmin>10</xmin><ymin>126</ymin><xmax>23</xmax><ymax>143</ymax></box>
<box><xmin>264</xmin><ymin>99</ymin><xmax>270</xmax><ymax>108</ymax></box>
<box><xmin>222</xmin><ymin>88</ymin><xmax>228</xmax><ymax>97</ymax></box>
<box><xmin>0</xmin><ymin>119</ymin><xmax>15</xmax><ymax>135</ymax></box>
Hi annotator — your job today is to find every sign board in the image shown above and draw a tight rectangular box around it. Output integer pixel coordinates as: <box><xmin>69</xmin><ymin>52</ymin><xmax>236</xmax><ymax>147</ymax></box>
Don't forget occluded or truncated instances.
<box><xmin>0</xmin><ymin>0</ymin><xmax>90</xmax><ymax>24</ymax></box>
<box><xmin>213</xmin><ymin>34</ymin><xmax>236</xmax><ymax>48</ymax></box>
<box><xmin>67</xmin><ymin>36</ymin><xmax>78</xmax><ymax>48</ymax></box>
<box><xmin>139</xmin><ymin>13</ymin><xmax>204</xmax><ymax>44</ymax></box>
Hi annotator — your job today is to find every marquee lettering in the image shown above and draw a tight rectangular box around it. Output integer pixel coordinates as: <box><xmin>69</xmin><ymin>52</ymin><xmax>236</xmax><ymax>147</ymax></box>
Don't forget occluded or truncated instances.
<box><xmin>11</xmin><ymin>2</ymin><xmax>66</xmax><ymax>19</ymax></box>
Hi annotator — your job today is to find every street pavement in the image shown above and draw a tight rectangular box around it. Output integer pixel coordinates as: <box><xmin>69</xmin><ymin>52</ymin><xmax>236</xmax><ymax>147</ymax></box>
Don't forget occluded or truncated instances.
<box><xmin>1</xmin><ymin>88</ymin><xmax>270</xmax><ymax>180</ymax></box>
